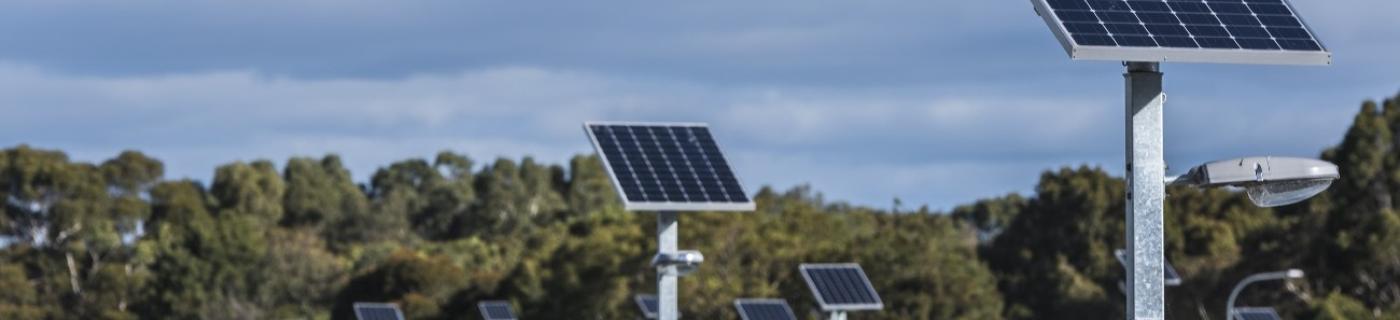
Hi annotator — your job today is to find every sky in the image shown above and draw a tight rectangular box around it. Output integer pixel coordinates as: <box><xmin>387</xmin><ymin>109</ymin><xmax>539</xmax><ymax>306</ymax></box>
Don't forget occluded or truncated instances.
<box><xmin>0</xmin><ymin>0</ymin><xmax>1396</xmax><ymax>210</ymax></box>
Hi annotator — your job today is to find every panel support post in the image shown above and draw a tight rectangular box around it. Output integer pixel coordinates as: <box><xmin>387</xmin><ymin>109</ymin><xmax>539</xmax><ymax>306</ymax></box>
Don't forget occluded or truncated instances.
<box><xmin>1125</xmin><ymin>61</ymin><xmax>1166</xmax><ymax>320</ymax></box>
<box><xmin>826</xmin><ymin>311</ymin><xmax>848</xmax><ymax>320</ymax></box>
<box><xmin>658</xmin><ymin>211</ymin><xmax>679</xmax><ymax>320</ymax></box>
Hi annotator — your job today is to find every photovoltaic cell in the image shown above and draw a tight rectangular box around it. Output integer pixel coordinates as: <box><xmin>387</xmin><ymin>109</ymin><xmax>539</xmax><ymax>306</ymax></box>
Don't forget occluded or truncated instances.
<box><xmin>1233</xmin><ymin>307</ymin><xmax>1281</xmax><ymax>320</ymax></box>
<box><xmin>477</xmin><ymin>301</ymin><xmax>517</xmax><ymax>320</ymax></box>
<box><xmin>734</xmin><ymin>299</ymin><xmax>798</xmax><ymax>320</ymax></box>
<box><xmin>1032</xmin><ymin>0</ymin><xmax>1330</xmax><ymax>64</ymax></box>
<box><xmin>584</xmin><ymin>122</ymin><xmax>754</xmax><ymax>212</ymax></box>
<box><xmin>353</xmin><ymin>303</ymin><xmax>404</xmax><ymax>320</ymax></box>
<box><xmin>799</xmin><ymin>263</ymin><xmax>884</xmax><ymax>311</ymax></box>
<box><xmin>634</xmin><ymin>294</ymin><xmax>659</xmax><ymax>319</ymax></box>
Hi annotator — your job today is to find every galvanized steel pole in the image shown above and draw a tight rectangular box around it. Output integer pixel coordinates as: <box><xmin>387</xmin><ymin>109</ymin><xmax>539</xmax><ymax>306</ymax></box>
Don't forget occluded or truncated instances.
<box><xmin>658</xmin><ymin>211</ymin><xmax>679</xmax><ymax>320</ymax></box>
<box><xmin>1125</xmin><ymin>61</ymin><xmax>1166</xmax><ymax>320</ymax></box>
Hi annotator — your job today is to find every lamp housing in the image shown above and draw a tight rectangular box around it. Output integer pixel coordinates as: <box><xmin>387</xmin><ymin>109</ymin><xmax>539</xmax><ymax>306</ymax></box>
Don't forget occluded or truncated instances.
<box><xmin>1176</xmin><ymin>157</ymin><xmax>1339</xmax><ymax>207</ymax></box>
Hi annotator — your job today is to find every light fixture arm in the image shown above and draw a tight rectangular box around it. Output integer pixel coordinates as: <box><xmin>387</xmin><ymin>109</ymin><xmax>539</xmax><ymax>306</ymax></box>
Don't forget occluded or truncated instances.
<box><xmin>1225</xmin><ymin>269</ymin><xmax>1304</xmax><ymax>320</ymax></box>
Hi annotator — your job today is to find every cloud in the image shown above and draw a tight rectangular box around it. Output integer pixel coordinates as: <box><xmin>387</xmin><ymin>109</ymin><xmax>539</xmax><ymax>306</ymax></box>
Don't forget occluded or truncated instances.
<box><xmin>0</xmin><ymin>62</ymin><xmax>1123</xmax><ymax>208</ymax></box>
<box><xmin>0</xmin><ymin>0</ymin><xmax>1393</xmax><ymax>209</ymax></box>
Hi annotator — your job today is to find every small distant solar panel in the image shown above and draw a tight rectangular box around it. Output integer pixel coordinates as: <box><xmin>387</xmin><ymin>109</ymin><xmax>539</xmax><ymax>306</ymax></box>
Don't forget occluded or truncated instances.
<box><xmin>353</xmin><ymin>303</ymin><xmax>404</xmax><ymax>320</ymax></box>
<box><xmin>1115</xmin><ymin>249</ymin><xmax>1183</xmax><ymax>286</ymax></box>
<box><xmin>477</xmin><ymin>300</ymin><xmax>517</xmax><ymax>320</ymax></box>
<box><xmin>734</xmin><ymin>299</ymin><xmax>798</xmax><ymax>320</ymax></box>
<box><xmin>634</xmin><ymin>294</ymin><xmax>659</xmax><ymax>319</ymax></box>
<box><xmin>799</xmin><ymin>263</ymin><xmax>884</xmax><ymax>311</ymax></box>
<box><xmin>1233</xmin><ymin>307</ymin><xmax>1281</xmax><ymax>320</ymax></box>
<box><xmin>1029</xmin><ymin>0</ymin><xmax>1330</xmax><ymax>65</ymax></box>
<box><xmin>584</xmin><ymin>122</ymin><xmax>754</xmax><ymax>212</ymax></box>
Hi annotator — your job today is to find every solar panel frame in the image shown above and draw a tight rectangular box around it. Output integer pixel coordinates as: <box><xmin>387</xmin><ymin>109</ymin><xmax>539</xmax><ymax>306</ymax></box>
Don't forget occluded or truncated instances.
<box><xmin>799</xmin><ymin>263</ymin><xmax>884</xmax><ymax>311</ymax></box>
<box><xmin>1114</xmin><ymin>249</ymin><xmax>1183</xmax><ymax>286</ymax></box>
<box><xmin>352</xmin><ymin>302</ymin><xmax>405</xmax><ymax>320</ymax></box>
<box><xmin>734</xmin><ymin>298</ymin><xmax>798</xmax><ymax>320</ymax></box>
<box><xmin>1233</xmin><ymin>307</ymin><xmax>1281</xmax><ymax>320</ymax></box>
<box><xmin>1029</xmin><ymin>0</ymin><xmax>1331</xmax><ymax>65</ymax></box>
<box><xmin>634</xmin><ymin>294</ymin><xmax>659</xmax><ymax>319</ymax></box>
<box><xmin>477</xmin><ymin>300</ymin><xmax>518</xmax><ymax>320</ymax></box>
<box><xmin>583</xmin><ymin>121</ymin><xmax>756</xmax><ymax>212</ymax></box>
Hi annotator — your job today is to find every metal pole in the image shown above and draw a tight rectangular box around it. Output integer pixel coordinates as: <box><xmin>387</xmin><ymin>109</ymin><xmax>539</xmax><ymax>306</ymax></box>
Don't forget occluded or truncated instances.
<box><xmin>1224</xmin><ymin>277</ymin><xmax>1253</xmax><ymax>320</ymax></box>
<box><xmin>826</xmin><ymin>311</ymin><xmax>847</xmax><ymax>320</ymax></box>
<box><xmin>1125</xmin><ymin>61</ymin><xmax>1166</xmax><ymax>320</ymax></box>
<box><xmin>658</xmin><ymin>211</ymin><xmax>679</xmax><ymax>320</ymax></box>
<box><xmin>1224</xmin><ymin>270</ymin><xmax>1304</xmax><ymax>320</ymax></box>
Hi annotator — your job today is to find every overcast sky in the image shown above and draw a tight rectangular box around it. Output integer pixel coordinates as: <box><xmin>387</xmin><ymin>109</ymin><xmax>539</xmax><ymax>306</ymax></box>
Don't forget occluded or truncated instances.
<box><xmin>1</xmin><ymin>1</ymin><xmax>1396</xmax><ymax>210</ymax></box>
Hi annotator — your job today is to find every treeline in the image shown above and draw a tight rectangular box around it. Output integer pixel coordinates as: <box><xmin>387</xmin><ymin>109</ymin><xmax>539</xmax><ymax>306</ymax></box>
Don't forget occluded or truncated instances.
<box><xmin>0</xmin><ymin>93</ymin><xmax>1397</xmax><ymax>319</ymax></box>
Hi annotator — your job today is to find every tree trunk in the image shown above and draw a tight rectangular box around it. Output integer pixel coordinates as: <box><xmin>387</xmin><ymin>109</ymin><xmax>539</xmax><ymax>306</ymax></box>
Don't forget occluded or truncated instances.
<box><xmin>66</xmin><ymin>252</ymin><xmax>82</xmax><ymax>295</ymax></box>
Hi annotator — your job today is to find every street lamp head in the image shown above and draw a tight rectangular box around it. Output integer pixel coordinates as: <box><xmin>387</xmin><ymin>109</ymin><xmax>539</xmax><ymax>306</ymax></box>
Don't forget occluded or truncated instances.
<box><xmin>1285</xmin><ymin>269</ymin><xmax>1305</xmax><ymax>279</ymax></box>
<box><xmin>1177</xmin><ymin>157</ymin><xmax>1339</xmax><ymax>207</ymax></box>
<box><xmin>653</xmin><ymin>250</ymin><xmax>704</xmax><ymax>276</ymax></box>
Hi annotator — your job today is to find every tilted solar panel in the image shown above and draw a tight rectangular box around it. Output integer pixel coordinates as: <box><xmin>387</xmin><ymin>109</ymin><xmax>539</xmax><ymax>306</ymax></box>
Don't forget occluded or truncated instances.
<box><xmin>353</xmin><ymin>303</ymin><xmax>404</xmax><ymax>320</ymax></box>
<box><xmin>1233</xmin><ymin>307</ymin><xmax>1281</xmax><ymax>320</ymax></box>
<box><xmin>477</xmin><ymin>300</ymin><xmax>517</xmax><ymax>320</ymax></box>
<box><xmin>1030</xmin><ymin>0</ymin><xmax>1330</xmax><ymax>65</ymax></box>
<box><xmin>734</xmin><ymin>299</ymin><xmax>798</xmax><ymax>320</ymax></box>
<box><xmin>584</xmin><ymin>122</ymin><xmax>754</xmax><ymax>212</ymax></box>
<box><xmin>799</xmin><ymin>263</ymin><xmax>884</xmax><ymax>311</ymax></box>
<box><xmin>634</xmin><ymin>294</ymin><xmax>659</xmax><ymax>319</ymax></box>
<box><xmin>1115</xmin><ymin>249</ymin><xmax>1183</xmax><ymax>286</ymax></box>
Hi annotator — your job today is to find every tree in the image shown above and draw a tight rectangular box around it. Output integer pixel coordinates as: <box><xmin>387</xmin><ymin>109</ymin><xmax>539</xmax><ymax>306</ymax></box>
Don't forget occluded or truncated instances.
<box><xmin>282</xmin><ymin>155</ymin><xmax>368</xmax><ymax>230</ymax></box>
<box><xmin>985</xmin><ymin>166</ymin><xmax>1124</xmax><ymax>319</ymax></box>
<box><xmin>257</xmin><ymin>229</ymin><xmax>349</xmax><ymax>319</ymax></box>
<box><xmin>0</xmin><ymin>262</ymin><xmax>44</xmax><ymax>319</ymax></box>
<box><xmin>211</xmin><ymin>160</ymin><xmax>286</xmax><ymax>225</ymax></box>
<box><xmin>331</xmin><ymin>249</ymin><xmax>465</xmax><ymax>320</ymax></box>
<box><xmin>565</xmin><ymin>155</ymin><xmax>620</xmax><ymax>216</ymax></box>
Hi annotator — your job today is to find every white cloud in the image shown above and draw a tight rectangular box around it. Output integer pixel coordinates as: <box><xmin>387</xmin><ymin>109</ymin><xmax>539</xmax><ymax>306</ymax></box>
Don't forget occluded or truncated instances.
<box><xmin>0</xmin><ymin>0</ymin><xmax>1392</xmax><ymax>209</ymax></box>
<box><xmin>0</xmin><ymin>62</ymin><xmax>1130</xmax><ymax>209</ymax></box>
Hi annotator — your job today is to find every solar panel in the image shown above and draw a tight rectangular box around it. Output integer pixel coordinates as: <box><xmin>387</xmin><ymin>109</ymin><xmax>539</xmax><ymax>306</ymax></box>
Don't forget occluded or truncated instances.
<box><xmin>1030</xmin><ymin>0</ymin><xmax>1330</xmax><ymax>65</ymax></box>
<box><xmin>1233</xmin><ymin>307</ymin><xmax>1282</xmax><ymax>320</ymax></box>
<box><xmin>353</xmin><ymin>302</ymin><xmax>404</xmax><ymax>320</ymax></box>
<box><xmin>799</xmin><ymin>263</ymin><xmax>884</xmax><ymax>311</ymax></box>
<box><xmin>1115</xmin><ymin>249</ymin><xmax>1183</xmax><ymax>286</ymax></box>
<box><xmin>634</xmin><ymin>294</ymin><xmax>659</xmax><ymax>319</ymax></box>
<box><xmin>584</xmin><ymin>122</ymin><xmax>754</xmax><ymax>212</ymax></box>
<box><xmin>477</xmin><ymin>300</ymin><xmax>517</xmax><ymax>320</ymax></box>
<box><xmin>734</xmin><ymin>299</ymin><xmax>798</xmax><ymax>320</ymax></box>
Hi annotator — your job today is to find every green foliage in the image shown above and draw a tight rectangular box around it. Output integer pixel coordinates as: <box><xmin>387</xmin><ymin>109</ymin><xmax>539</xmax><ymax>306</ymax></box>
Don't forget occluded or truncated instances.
<box><xmin>332</xmin><ymin>249</ymin><xmax>466</xmax><ymax>319</ymax></box>
<box><xmin>0</xmin><ymin>262</ymin><xmax>44</xmax><ymax>319</ymax></box>
<box><xmin>2</xmin><ymin>91</ymin><xmax>1400</xmax><ymax>319</ymax></box>
<box><xmin>1307</xmin><ymin>291</ymin><xmax>1376</xmax><ymax>320</ymax></box>
<box><xmin>282</xmin><ymin>155</ymin><xmax>368</xmax><ymax>229</ymax></box>
<box><xmin>211</xmin><ymin>160</ymin><xmax>286</xmax><ymax>224</ymax></box>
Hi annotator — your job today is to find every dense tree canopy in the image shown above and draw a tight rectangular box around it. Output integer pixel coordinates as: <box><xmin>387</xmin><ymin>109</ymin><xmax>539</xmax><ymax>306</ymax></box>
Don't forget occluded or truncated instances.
<box><xmin>0</xmin><ymin>92</ymin><xmax>1397</xmax><ymax>319</ymax></box>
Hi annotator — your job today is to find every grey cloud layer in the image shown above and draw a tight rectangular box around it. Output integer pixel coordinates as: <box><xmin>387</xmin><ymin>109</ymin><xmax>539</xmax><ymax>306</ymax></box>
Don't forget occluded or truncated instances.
<box><xmin>0</xmin><ymin>0</ymin><xmax>1394</xmax><ymax>208</ymax></box>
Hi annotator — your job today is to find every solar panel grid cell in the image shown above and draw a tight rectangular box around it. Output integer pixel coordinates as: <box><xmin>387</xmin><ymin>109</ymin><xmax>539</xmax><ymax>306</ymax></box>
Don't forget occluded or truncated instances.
<box><xmin>1041</xmin><ymin>0</ymin><xmax>1324</xmax><ymax>53</ymax></box>
<box><xmin>735</xmin><ymin>299</ymin><xmax>797</xmax><ymax>320</ymax></box>
<box><xmin>635</xmin><ymin>294</ymin><xmax>659</xmax><ymax>319</ymax></box>
<box><xmin>477</xmin><ymin>301</ymin><xmax>517</xmax><ymax>320</ymax></box>
<box><xmin>1233</xmin><ymin>308</ymin><xmax>1281</xmax><ymax>320</ymax></box>
<box><xmin>355</xmin><ymin>308</ymin><xmax>399</xmax><ymax>320</ymax></box>
<box><xmin>585</xmin><ymin>123</ymin><xmax>754</xmax><ymax>211</ymax></box>
<box><xmin>800</xmin><ymin>264</ymin><xmax>884</xmax><ymax>311</ymax></box>
<box><xmin>1113</xmin><ymin>249</ymin><xmax>1183</xmax><ymax>286</ymax></box>
<box><xmin>352</xmin><ymin>304</ymin><xmax>404</xmax><ymax>320</ymax></box>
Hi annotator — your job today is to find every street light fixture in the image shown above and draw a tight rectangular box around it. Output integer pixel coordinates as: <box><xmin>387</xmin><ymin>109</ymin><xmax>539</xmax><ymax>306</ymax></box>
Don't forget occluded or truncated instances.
<box><xmin>1225</xmin><ymin>269</ymin><xmax>1305</xmax><ymax>320</ymax></box>
<box><xmin>1171</xmin><ymin>157</ymin><xmax>1340</xmax><ymax>207</ymax></box>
